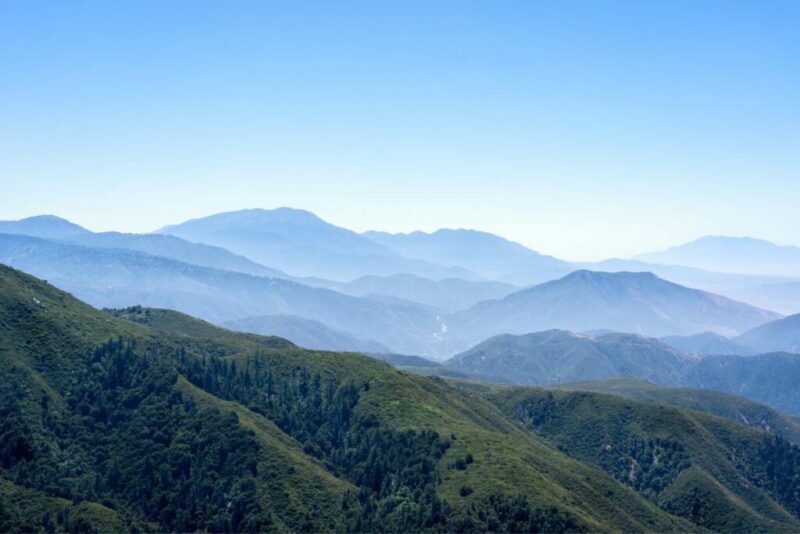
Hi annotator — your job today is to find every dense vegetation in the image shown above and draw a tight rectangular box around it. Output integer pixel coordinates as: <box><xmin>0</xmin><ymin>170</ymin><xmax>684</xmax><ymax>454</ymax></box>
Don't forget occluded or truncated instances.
<box><xmin>2</xmin><ymin>265</ymin><xmax>701</xmax><ymax>532</ymax></box>
<box><xmin>551</xmin><ymin>377</ymin><xmax>800</xmax><ymax>444</ymax></box>
<box><xmin>4</xmin><ymin>264</ymin><xmax>800</xmax><ymax>532</ymax></box>
<box><xmin>489</xmin><ymin>388</ymin><xmax>800</xmax><ymax>532</ymax></box>
<box><xmin>443</xmin><ymin>330</ymin><xmax>800</xmax><ymax>418</ymax></box>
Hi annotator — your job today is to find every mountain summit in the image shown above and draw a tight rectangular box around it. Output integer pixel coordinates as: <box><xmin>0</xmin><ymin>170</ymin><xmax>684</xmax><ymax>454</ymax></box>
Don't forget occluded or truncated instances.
<box><xmin>159</xmin><ymin>208</ymin><xmax>476</xmax><ymax>281</ymax></box>
<box><xmin>0</xmin><ymin>215</ymin><xmax>90</xmax><ymax>239</ymax></box>
<box><xmin>363</xmin><ymin>228</ymin><xmax>571</xmax><ymax>284</ymax></box>
<box><xmin>446</xmin><ymin>270</ymin><xmax>780</xmax><ymax>349</ymax></box>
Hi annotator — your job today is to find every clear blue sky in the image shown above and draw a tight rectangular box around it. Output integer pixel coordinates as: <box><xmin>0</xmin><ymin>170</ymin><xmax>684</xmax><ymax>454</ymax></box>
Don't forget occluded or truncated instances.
<box><xmin>1</xmin><ymin>1</ymin><xmax>798</xmax><ymax>260</ymax></box>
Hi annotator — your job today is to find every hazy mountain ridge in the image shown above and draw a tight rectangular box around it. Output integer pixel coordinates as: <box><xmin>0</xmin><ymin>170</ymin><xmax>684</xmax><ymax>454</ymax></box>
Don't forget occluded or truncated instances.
<box><xmin>447</xmin><ymin>330</ymin><xmax>693</xmax><ymax>386</ymax></box>
<box><xmin>159</xmin><ymin>208</ymin><xmax>481</xmax><ymax>281</ymax></box>
<box><xmin>0</xmin><ymin>211</ymin><xmax>792</xmax><ymax>360</ymax></box>
<box><xmin>660</xmin><ymin>332</ymin><xmax>753</xmax><ymax>356</ymax></box>
<box><xmin>0</xmin><ymin>264</ymin><xmax>703</xmax><ymax>533</ymax></box>
<box><xmin>0</xmin><ymin>233</ymin><xmax>443</xmax><ymax>355</ymax></box>
<box><xmin>364</xmin><ymin>228</ymin><xmax>572</xmax><ymax>285</ymax></box>
<box><xmin>0</xmin><ymin>214</ymin><xmax>91</xmax><ymax>239</ymax></box>
<box><xmin>735</xmin><ymin>313</ymin><xmax>800</xmax><ymax>354</ymax></box>
<box><xmin>445</xmin><ymin>328</ymin><xmax>800</xmax><ymax>416</ymax></box>
<box><xmin>583</xmin><ymin>257</ymin><xmax>800</xmax><ymax>313</ymax></box>
<box><xmin>333</xmin><ymin>273</ymin><xmax>518</xmax><ymax>312</ymax></box>
<box><xmin>636</xmin><ymin>235</ymin><xmax>800</xmax><ymax>276</ymax></box>
<box><xmin>444</xmin><ymin>270</ymin><xmax>780</xmax><ymax>350</ymax></box>
<box><xmin>223</xmin><ymin>314</ymin><xmax>389</xmax><ymax>353</ymax></box>
<box><xmin>0</xmin><ymin>215</ymin><xmax>292</xmax><ymax>279</ymax></box>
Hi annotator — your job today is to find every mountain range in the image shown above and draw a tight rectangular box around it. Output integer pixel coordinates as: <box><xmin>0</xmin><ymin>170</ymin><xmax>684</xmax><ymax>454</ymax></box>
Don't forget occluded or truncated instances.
<box><xmin>0</xmin><ymin>210</ymin><xmax>796</xmax><ymax>362</ymax></box>
<box><xmin>637</xmin><ymin>235</ymin><xmax>800</xmax><ymax>277</ymax></box>
<box><xmin>159</xmin><ymin>208</ymin><xmax>479</xmax><ymax>281</ymax></box>
<box><xmin>660</xmin><ymin>332</ymin><xmax>752</xmax><ymax>356</ymax></box>
<box><xmin>5</xmin><ymin>211</ymin><xmax>800</xmax><ymax>315</ymax></box>
<box><xmin>363</xmin><ymin>228</ymin><xmax>572</xmax><ymax>285</ymax></box>
<box><xmin>549</xmin><ymin>377</ymin><xmax>800</xmax><ymax>445</ymax></box>
<box><xmin>6</xmin><ymin>264</ymin><xmax>800</xmax><ymax>532</ymax></box>
<box><xmin>0</xmin><ymin>233</ymin><xmax>443</xmax><ymax>355</ymax></box>
<box><xmin>735</xmin><ymin>313</ymin><xmax>800</xmax><ymax>354</ymax></box>
<box><xmin>222</xmin><ymin>314</ymin><xmax>389</xmax><ymax>353</ymax></box>
<box><xmin>0</xmin><ymin>264</ymin><xmax>707</xmax><ymax>532</ymax></box>
<box><xmin>328</xmin><ymin>273</ymin><xmax>518</xmax><ymax>312</ymax></box>
<box><xmin>485</xmin><ymin>385</ymin><xmax>800</xmax><ymax>531</ymax></box>
<box><xmin>444</xmin><ymin>270</ymin><xmax>779</xmax><ymax>349</ymax></box>
<box><xmin>448</xmin><ymin>330</ymin><xmax>693</xmax><ymax>386</ymax></box>
<box><xmin>442</xmin><ymin>328</ymin><xmax>800</xmax><ymax>416</ymax></box>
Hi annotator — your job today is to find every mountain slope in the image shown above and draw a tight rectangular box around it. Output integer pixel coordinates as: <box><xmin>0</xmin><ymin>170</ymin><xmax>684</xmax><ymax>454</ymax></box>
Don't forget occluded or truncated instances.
<box><xmin>447</xmin><ymin>270</ymin><xmax>780</xmax><ymax>349</ymax></box>
<box><xmin>223</xmin><ymin>314</ymin><xmax>389</xmax><ymax>352</ymax></box>
<box><xmin>364</xmin><ymin>228</ymin><xmax>572</xmax><ymax>284</ymax></box>
<box><xmin>0</xmin><ymin>264</ymin><xmax>698</xmax><ymax>532</ymax></box>
<box><xmin>488</xmin><ymin>387</ymin><xmax>800</xmax><ymax>532</ymax></box>
<box><xmin>551</xmin><ymin>377</ymin><xmax>800</xmax><ymax>445</ymax></box>
<box><xmin>445</xmin><ymin>326</ymin><xmax>800</xmax><ymax>418</ymax></box>
<box><xmin>684</xmin><ymin>353</ymin><xmax>800</xmax><ymax>417</ymax></box>
<box><xmin>0</xmin><ymin>266</ymin><xmax>351</xmax><ymax>532</ymax></box>
<box><xmin>661</xmin><ymin>332</ymin><xmax>752</xmax><ymax>356</ymax></box>
<box><xmin>0</xmin><ymin>233</ymin><xmax>443</xmax><ymax>355</ymax></box>
<box><xmin>723</xmin><ymin>281</ymin><xmax>800</xmax><ymax>316</ymax></box>
<box><xmin>585</xmin><ymin>257</ymin><xmax>800</xmax><ymax>313</ymax></box>
<box><xmin>0</xmin><ymin>214</ymin><xmax>293</xmax><ymax>279</ymax></box>
<box><xmin>447</xmin><ymin>330</ymin><xmax>692</xmax><ymax>386</ymax></box>
<box><xmin>0</xmin><ymin>215</ymin><xmax>90</xmax><ymax>239</ymax></box>
<box><xmin>736</xmin><ymin>313</ymin><xmax>800</xmax><ymax>354</ymax></box>
<box><xmin>67</xmin><ymin>231</ymin><xmax>290</xmax><ymax>278</ymax></box>
<box><xmin>636</xmin><ymin>235</ymin><xmax>800</xmax><ymax>276</ymax></box>
<box><xmin>337</xmin><ymin>273</ymin><xmax>518</xmax><ymax>312</ymax></box>
<box><xmin>159</xmin><ymin>208</ymin><xmax>478</xmax><ymax>281</ymax></box>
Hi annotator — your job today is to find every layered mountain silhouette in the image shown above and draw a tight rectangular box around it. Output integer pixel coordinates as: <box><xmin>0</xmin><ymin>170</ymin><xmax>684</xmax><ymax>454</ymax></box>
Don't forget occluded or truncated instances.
<box><xmin>735</xmin><ymin>313</ymin><xmax>800</xmax><ymax>354</ymax></box>
<box><xmin>447</xmin><ymin>330</ymin><xmax>692</xmax><ymax>385</ymax></box>
<box><xmin>0</xmin><ymin>233</ymin><xmax>442</xmax><ymax>355</ymax></box>
<box><xmin>445</xmin><ymin>270</ymin><xmax>779</xmax><ymax>349</ymax></box>
<box><xmin>549</xmin><ymin>377</ymin><xmax>800</xmax><ymax>445</ymax></box>
<box><xmin>684</xmin><ymin>352</ymin><xmax>800</xmax><ymax>416</ymax></box>
<box><xmin>0</xmin><ymin>215</ymin><xmax>289</xmax><ymax>278</ymax></box>
<box><xmin>159</xmin><ymin>208</ymin><xmax>479</xmax><ymax>281</ymax></box>
<box><xmin>223</xmin><ymin>314</ymin><xmax>389</xmax><ymax>353</ymax></box>
<box><xmin>0</xmin><ymin>214</ymin><xmax>91</xmax><ymax>239</ymax></box>
<box><xmin>1</xmin><ymin>264</ymin><xmax>709</xmax><ymax>533</ymax></box>
<box><xmin>443</xmin><ymin>328</ymin><xmax>800</xmax><ymax>416</ymax></box>
<box><xmin>0</xmin><ymin>211</ymin><xmax>791</xmax><ymax>361</ymax></box>
<box><xmin>660</xmin><ymin>332</ymin><xmax>752</xmax><ymax>356</ymax></box>
<box><xmin>637</xmin><ymin>235</ymin><xmax>800</xmax><ymax>276</ymax></box>
<box><xmin>364</xmin><ymin>228</ymin><xmax>572</xmax><ymax>285</ymax></box>
<box><xmin>331</xmin><ymin>273</ymin><xmax>518</xmax><ymax>312</ymax></box>
<box><xmin>723</xmin><ymin>280</ymin><xmax>800</xmax><ymax>316</ymax></box>
<box><xmin>584</xmin><ymin>257</ymin><xmax>800</xmax><ymax>315</ymax></box>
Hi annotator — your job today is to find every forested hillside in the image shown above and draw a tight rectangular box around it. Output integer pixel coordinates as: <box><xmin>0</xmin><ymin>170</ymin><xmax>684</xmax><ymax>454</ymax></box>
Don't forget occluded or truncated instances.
<box><xmin>0</xmin><ymin>265</ymin><xmax>699</xmax><ymax>532</ymax></box>
<box><xmin>488</xmin><ymin>387</ymin><xmax>800</xmax><ymax>532</ymax></box>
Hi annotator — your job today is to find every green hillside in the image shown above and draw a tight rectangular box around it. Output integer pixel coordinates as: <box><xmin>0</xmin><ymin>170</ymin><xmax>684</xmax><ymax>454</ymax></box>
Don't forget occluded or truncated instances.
<box><xmin>552</xmin><ymin>377</ymin><xmax>800</xmax><ymax>444</ymax></box>
<box><xmin>447</xmin><ymin>330</ymin><xmax>691</xmax><ymax>385</ymax></box>
<box><xmin>488</xmin><ymin>387</ymin><xmax>800</xmax><ymax>532</ymax></box>
<box><xmin>0</xmin><ymin>264</ymin><xmax>701</xmax><ymax>532</ymax></box>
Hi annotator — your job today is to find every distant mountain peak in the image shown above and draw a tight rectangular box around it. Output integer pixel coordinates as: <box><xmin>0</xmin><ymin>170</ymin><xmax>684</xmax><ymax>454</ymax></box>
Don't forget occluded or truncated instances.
<box><xmin>635</xmin><ymin>235</ymin><xmax>800</xmax><ymax>276</ymax></box>
<box><xmin>159</xmin><ymin>207</ymin><xmax>326</xmax><ymax>233</ymax></box>
<box><xmin>561</xmin><ymin>269</ymin><xmax>659</xmax><ymax>282</ymax></box>
<box><xmin>0</xmin><ymin>214</ymin><xmax>90</xmax><ymax>238</ymax></box>
<box><xmin>156</xmin><ymin>208</ymin><xmax>481</xmax><ymax>281</ymax></box>
<box><xmin>363</xmin><ymin>227</ymin><xmax>572</xmax><ymax>284</ymax></box>
<box><xmin>447</xmin><ymin>269</ymin><xmax>780</xmax><ymax>349</ymax></box>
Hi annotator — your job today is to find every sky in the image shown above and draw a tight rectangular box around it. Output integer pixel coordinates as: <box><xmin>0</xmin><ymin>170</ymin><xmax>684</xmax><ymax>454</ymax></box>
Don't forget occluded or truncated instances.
<box><xmin>1</xmin><ymin>1</ymin><xmax>798</xmax><ymax>261</ymax></box>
